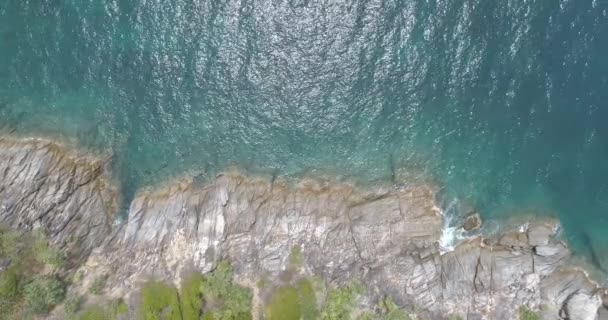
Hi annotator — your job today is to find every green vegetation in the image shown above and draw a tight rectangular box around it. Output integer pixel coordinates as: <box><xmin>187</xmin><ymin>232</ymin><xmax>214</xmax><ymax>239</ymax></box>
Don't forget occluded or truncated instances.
<box><xmin>90</xmin><ymin>275</ymin><xmax>108</xmax><ymax>295</ymax></box>
<box><xmin>0</xmin><ymin>226</ymin><xmax>423</xmax><ymax>320</ymax></box>
<box><xmin>320</xmin><ymin>281</ymin><xmax>364</xmax><ymax>320</ymax></box>
<box><xmin>23</xmin><ymin>275</ymin><xmax>66</xmax><ymax>314</ymax></box>
<box><xmin>289</xmin><ymin>245</ymin><xmax>302</xmax><ymax>267</ymax></box>
<box><xmin>78</xmin><ymin>306</ymin><xmax>109</xmax><ymax>320</ymax></box>
<box><xmin>140</xmin><ymin>281</ymin><xmax>182</xmax><ymax>320</ymax></box>
<box><xmin>297</xmin><ymin>279</ymin><xmax>318</xmax><ymax>320</ymax></box>
<box><xmin>137</xmin><ymin>261</ymin><xmax>251</xmax><ymax>320</ymax></box>
<box><xmin>198</xmin><ymin>261</ymin><xmax>252</xmax><ymax>320</ymax></box>
<box><xmin>265</xmin><ymin>278</ymin><xmax>318</xmax><ymax>320</ymax></box>
<box><xmin>267</xmin><ymin>286</ymin><xmax>300</xmax><ymax>320</ymax></box>
<box><xmin>0</xmin><ymin>226</ymin><xmax>71</xmax><ymax>318</ymax></box>
<box><xmin>519</xmin><ymin>306</ymin><xmax>539</xmax><ymax>320</ymax></box>
<box><xmin>0</xmin><ymin>225</ymin><xmax>132</xmax><ymax>320</ymax></box>
<box><xmin>64</xmin><ymin>294</ymin><xmax>85</xmax><ymax>315</ymax></box>
<box><xmin>76</xmin><ymin>299</ymin><xmax>128</xmax><ymax>320</ymax></box>
<box><xmin>32</xmin><ymin>230</ymin><xmax>66</xmax><ymax>269</ymax></box>
<box><xmin>180</xmin><ymin>273</ymin><xmax>204</xmax><ymax>320</ymax></box>
<box><xmin>358</xmin><ymin>312</ymin><xmax>376</xmax><ymax>320</ymax></box>
<box><xmin>109</xmin><ymin>298</ymin><xmax>129</xmax><ymax>316</ymax></box>
<box><xmin>0</xmin><ymin>265</ymin><xmax>20</xmax><ymax>299</ymax></box>
<box><xmin>377</xmin><ymin>297</ymin><xmax>411</xmax><ymax>320</ymax></box>
<box><xmin>0</xmin><ymin>265</ymin><xmax>21</xmax><ymax>318</ymax></box>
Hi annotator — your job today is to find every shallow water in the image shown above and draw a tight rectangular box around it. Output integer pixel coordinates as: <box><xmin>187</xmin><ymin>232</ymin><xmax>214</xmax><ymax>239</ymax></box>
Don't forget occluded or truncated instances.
<box><xmin>1</xmin><ymin>0</ymin><xmax>608</xmax><ymax>263</ymax></box>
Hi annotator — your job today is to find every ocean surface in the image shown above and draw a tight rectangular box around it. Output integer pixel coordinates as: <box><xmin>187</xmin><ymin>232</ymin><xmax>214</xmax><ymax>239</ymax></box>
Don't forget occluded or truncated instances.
<box><xmin>1</xmin><ymin>0</ymin><xmax>607</xmax><ymax>265</ymax></box>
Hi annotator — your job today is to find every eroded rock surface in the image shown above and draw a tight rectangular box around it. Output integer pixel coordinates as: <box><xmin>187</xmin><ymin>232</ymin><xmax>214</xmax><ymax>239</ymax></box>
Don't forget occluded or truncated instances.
<box><xmin>463</xmin><ymin>212</ymin><xmax>482</xmax><ymax>231</ymax></box>
<box><xmin>0</xmin><ymin>138</ymin><xmax>117</xmax><ymax>263</ymax></box>
<box><xmin>1</xmin><ymin>137</ymin><xmax>605</xmax><ymax>319</ymax></box>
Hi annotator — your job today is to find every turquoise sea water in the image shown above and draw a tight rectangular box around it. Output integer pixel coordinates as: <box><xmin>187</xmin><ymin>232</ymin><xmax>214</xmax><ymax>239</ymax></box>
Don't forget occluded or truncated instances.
<box><xmin>1</xmin><ymin>1</ymin><xmax>608</xmax><ymax>264</ymax></box>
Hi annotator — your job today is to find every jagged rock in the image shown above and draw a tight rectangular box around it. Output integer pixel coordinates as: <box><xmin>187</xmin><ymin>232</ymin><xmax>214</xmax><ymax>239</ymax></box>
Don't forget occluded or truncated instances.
<box><xmin>87</xmin><ymin>172</ymin><xmax>598</xmax><ymax>319</ymax></box>
<box><xmin>93</xmin><ymin>172</ymin><xmax>444</xmax><ymax>299</ymax></box>
<box><xmin>0</xmin><ymin>137</ymin><xmax>605</xmax><ymax>320</ymax></box>
<box><xmin>463</xmin><ymin>212</ymin><xmax>482</xmax><ymax>231</ymax></box>
<box><xmin>565</xmin><ymin>292</ymin><xmax>601</xmax><ymax>320</ymax></box>
<box><xmin>0</xmin><ymin>137</ymin><xmax>117</xmax><ymax>264</ymax></box>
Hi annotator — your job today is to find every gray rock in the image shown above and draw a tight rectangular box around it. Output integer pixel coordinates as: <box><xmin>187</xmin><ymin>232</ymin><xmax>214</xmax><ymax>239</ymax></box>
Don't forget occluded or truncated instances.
<box><xmin>528</xmin><ymin>224</ymin><xmax>555</xmax><ymax>246</ymax></box>
<box><xmin>0</xmin><ymin>137</ymin><xmax>604</xmax><ymax>320</ymax></box>
<box><xmin>0</xmin><ymin>138</ymin><xmax>117</xmax><ymax>264</ymax></box>
<box><xmin>535</xmin><ymin>245</ymin><xmax>562</xmax><ymax>257</ymax></box>
<box><xmin>463</xmin><ymin>212</ymin><xmax>482</xmax><ymax>231</ymax></box>
<box><xmin>499</xmin><ymin>230</ymin><xmax>529</xmax><ymax>247</ymax></box>
<box><xmin>602</xmin><ymin>289</ymin><xmax>608</xmax><ymax>307</ymax></box>
<box><xmin>565</xmin><ymin>292</ymin><xmax>601</xmax><ymax>320</ymax></box>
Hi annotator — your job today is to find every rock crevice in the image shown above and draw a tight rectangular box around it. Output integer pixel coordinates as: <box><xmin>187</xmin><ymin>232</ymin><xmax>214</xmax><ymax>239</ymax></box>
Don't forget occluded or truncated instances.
<box><xmin>0</xmin><ymin>138</ymin><xmax>604</xmax><ymax>320</ymax></box>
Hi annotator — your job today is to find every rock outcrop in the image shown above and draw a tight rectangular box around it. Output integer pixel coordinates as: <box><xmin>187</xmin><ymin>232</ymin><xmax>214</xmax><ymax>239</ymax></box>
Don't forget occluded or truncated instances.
<box><xmin>0</xmin><ymin>137</ymin><xmax>117</xmax><ymax>264</ymax></box>
<box><xmin>463</xmin><ymin>212</ymin><xmax>482</xmax><ymax>231</ymax></box>
<box><xmin>0</xmin><ymin>137</ymin><xmax>605</xmax><ymax>319</ymax></box>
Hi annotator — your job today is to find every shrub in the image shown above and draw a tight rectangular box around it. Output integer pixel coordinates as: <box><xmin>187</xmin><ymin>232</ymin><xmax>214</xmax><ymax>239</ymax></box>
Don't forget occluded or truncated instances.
<box><xmin>0</xmin><ymin>228</ymin><xmax>21</xmax><ymax>259</ymax></box>
<box><xmin>180</xmin><ymin>273</ymin><xmax>204</xmax><ymax>320</ymax></box>
<box><xmin>199</xmin><ymin>261</ymin><xmax>252</xmax><ymax>320</ymax></box>
<box><xmin>32</xmin><ymin>231</ymin><xmax>66</xmax><ymax>268</ymax></box>
<box><xmin>289</xmin><ymin>245</ymin><xmax>302</xmax><ymax>267</ymax></box>
<box><xmin>297</xmin><ymin>279</ymin><xmax>318</xmax><ymax>320</ymax></box>
<box><xmin>90</xmin><ymin>275</ymin><xmax>108</xmax><ymax>295</ymax></box>
<box><xmin>266</xmin><ymin>286</ymin><xmax>301</xmax><ymax>320</ymax></box>
<box><xmin>109</xmin><ymin>298</ymin><xmax>129</xmax><ymax>317</ymax></box>
<box><xmin>23</xmin><ymin>275</ymin><xmax>65</xmax><ymax>314</ymax></box>
<box><xmin>358</xmin><ymin>312</ymin><xmax>376</xmax><ymax>320</ymax></box>
<box><xmin>79</xmin><ymin>306</ymin><xmax>109</xmax><ymax>320</ymax></box>
<box><xmin>265</xmin><ymin>278</ymin><xmax>317</xmax><ymax>320</ymax></box>
<box><xmin>76</xmin><ymin>299</ymin><xmax>128</xmax><ymax>320</ymax></box>
<box><xmin>136</xmin><ymin>262</ymin><xmax>252</xmax><ymax>320</ymax></box>
<box><xmin>519</xmin><ymin>306</ymin><xmax>539</xmax><ymax>320</ymax></box>
<box><xmin>0</xmin><ymin>227</ymin><xmax>71</xmax><ymax>318</ymax></box>
<box><xmin>64</xmin><ymin>294</ymin><xmax>84</xmax><ymax>315</ymax></box>
<box><xmin>0</xmin><ymin>266</ymin><xmax>22</xmax><ymax>320</ymax></box>
<box><xmin>0</xmin><ymin>265</ymin><xmax>21</xmax><ymax>299</ymax></box>
<box><xmin>139</xmin><ymin>280</ymin><xmax>181</xmax><ymax>320</ymax></box>
<box><xmin>320</xmin><ymin>281</ymin><xmax>364</xmax><ymax>320</ymax></box>
<box><xmin>378</xmin><ymin>297</ymin><xmax>411</xmax><ymax>320</ymax></box>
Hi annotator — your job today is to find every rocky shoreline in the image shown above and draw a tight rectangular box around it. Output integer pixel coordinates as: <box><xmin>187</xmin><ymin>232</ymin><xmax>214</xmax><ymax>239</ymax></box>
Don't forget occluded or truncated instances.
<box><xmin>0</xmin><ymin>137</ymin><xmax>606</xmax><ymax>320</ymax></box>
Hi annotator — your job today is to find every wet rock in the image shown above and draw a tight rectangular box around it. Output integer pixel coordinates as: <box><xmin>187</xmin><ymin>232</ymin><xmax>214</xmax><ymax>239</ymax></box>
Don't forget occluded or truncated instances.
<box><xmin>528</xmin><ymin>224</ymin><xmax>555</xmax><ymax>246</ymax></box>
<box><xmin>463</xmin><ymin>212</ymin><xmax>482</xmax><ymax>231</ymax></box>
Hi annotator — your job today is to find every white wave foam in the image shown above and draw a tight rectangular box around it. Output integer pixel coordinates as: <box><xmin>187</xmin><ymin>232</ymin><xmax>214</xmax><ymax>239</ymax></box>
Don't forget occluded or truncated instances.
<box><xmin>438</xmin><ymin>198</ymin><xmax>467</xmax><ymax>254</ymax></box>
